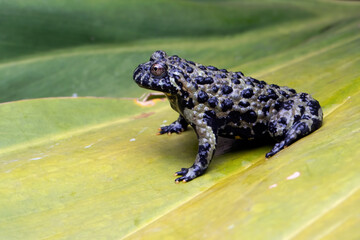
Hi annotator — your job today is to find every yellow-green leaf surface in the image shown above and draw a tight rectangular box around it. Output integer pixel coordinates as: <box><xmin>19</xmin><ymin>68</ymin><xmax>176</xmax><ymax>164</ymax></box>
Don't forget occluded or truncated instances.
<box><xmin>1</xmin><ymin>0</ymin><xmax>360</xmax><ymax>239</ymax></box>
<box><xmin>127</xmin><ymin>93</ymin><xmax>360</xmax><ymax>240</ymax></box>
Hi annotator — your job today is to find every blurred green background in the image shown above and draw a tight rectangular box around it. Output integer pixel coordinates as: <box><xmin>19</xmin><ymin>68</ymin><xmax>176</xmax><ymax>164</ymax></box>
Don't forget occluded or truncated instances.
<box><xmin>1</xmin><ymin>0</ymin><xmax>359</xmax><ymax>103</ymax></box>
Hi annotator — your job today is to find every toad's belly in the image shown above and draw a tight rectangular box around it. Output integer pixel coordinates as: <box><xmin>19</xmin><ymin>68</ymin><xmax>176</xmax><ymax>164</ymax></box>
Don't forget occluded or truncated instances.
<box><xmin>218</xmin><ymin>126</ymin><xmax>254</xmax><ymax>139</ymax></box>
<box><xmin>218</xmin><ymin>123</ymin><xmax>270</xmax><ymax>139</ymax></box>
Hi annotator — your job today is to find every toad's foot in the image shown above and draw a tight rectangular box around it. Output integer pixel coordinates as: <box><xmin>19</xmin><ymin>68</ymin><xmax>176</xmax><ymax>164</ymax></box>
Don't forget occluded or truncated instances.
<box><xmin>158</xmin><ymin>115</ymin><xmax>188</xmax><ymax>135</ymax></box>
<box><xmin>158</xmin><ymin>123</ymin><xmax>186</xmax><ymax>135</ymax></box>
<box><xmin>265</xmin><ymin>141</ymin><xmax>285</xmax><ymax>158</ymax></box>
<box><xmin>174</xmin><ymin>165</ymin><xmax>204</xmax><ymax>183</ymax></box>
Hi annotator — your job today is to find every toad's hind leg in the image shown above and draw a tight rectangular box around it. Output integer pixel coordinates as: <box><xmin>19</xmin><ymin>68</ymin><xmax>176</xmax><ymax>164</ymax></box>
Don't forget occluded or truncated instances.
<box><xmin>266</xmin><ymin>120</ymin><xmax>313</xmax><ymax>158</ymax></box>
<box><xmin>266</xmin><ymin>95</ymin><xmax>323</xmax><ymax>158</ymax></box>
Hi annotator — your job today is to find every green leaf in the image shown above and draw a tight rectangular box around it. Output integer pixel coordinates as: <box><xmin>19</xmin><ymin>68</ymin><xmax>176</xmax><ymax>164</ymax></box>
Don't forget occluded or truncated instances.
<box><xmin>0</xmin><ymin>0</ymin><xmax>360</xmax><ymax>239</ymax></box>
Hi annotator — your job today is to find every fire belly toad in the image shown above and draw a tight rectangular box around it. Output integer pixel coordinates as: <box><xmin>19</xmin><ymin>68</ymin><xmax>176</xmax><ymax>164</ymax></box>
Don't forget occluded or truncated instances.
<box><xmin>133</xmin><ymin>50</ymin><xmax>323</xmax><ymax>183</ymax></box>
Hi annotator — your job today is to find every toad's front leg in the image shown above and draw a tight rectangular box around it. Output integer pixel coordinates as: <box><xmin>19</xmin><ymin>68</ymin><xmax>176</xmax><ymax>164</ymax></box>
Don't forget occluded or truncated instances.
<box><xmin>158</xmin><ymin>115</ymin><xmax>188</xmax><ymax>135</ymax></box>
<box><xmin>175</xmin><ymin>120</ymin><xmax>218</xmax><ymax>183</ymax></box>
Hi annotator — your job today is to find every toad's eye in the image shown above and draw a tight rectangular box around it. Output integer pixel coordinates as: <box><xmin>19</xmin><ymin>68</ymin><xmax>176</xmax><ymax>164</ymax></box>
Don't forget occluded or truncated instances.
<box><xmin>150</xmin><ymin>63</ymin><xmax>167</xmax><ymax>77</ymax></box>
